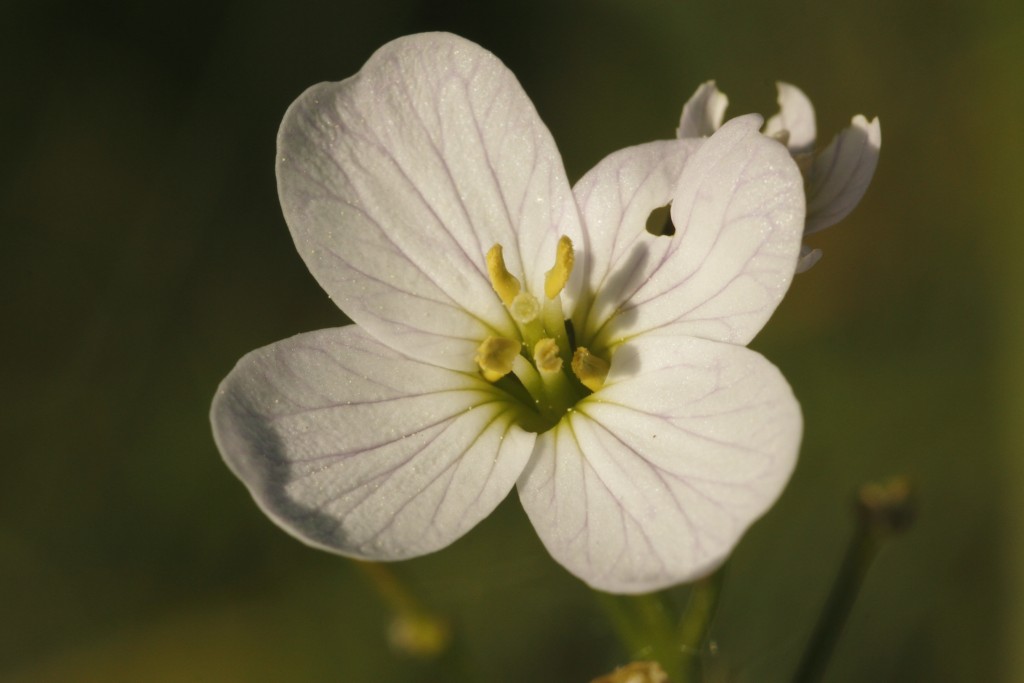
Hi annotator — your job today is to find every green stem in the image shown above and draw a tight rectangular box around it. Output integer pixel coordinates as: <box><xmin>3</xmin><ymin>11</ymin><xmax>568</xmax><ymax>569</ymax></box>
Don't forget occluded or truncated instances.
<box><xmin>597</xmin><ymin>574</ymin><xmax>727</xmax><ymax>683</ymax></box>
<box><xmin>596</xmin><ymin>591</ymin><xmax>683</xmax><ymax>682</ymax></box>
<box><xmin>791</xmin><ymin>523</ymin><xmax>881</xmax><ymax>683</ymax></box>
<box><xmin>677</xmin><ymin>567</ymin><xmax>726</xmax><ymax>682</ymax></box>
<box><xmin>353</xmin><ymin>560</ymin><xmax>450</xmax><ymax>658</ymax></box>
<box><xmin>636</xmin><ymin>592</ymin><xmax>683</xmax><ymax>681</ymax></box>
<box><xmin>596</xmin><ymin>591</ymin><xmax>650</xmax><ymax>658</ymax></box>
<box><xmin>353</xmin><ymin>559</ymin><xmax>421</xmax><ymax>615</ymax></box>
<box><xmin>792</xmin><ymin>477</ymin><xmax>914</xmax><ymax>683</ymax></box>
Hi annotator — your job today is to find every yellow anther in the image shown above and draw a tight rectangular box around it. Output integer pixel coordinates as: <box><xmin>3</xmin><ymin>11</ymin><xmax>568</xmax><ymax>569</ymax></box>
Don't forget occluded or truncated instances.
<box><xmin>571</xmin><ymin>347</ymin><xmax>610</xmax><ymax>393</ymax></box>
<box><xmin>474</xmin><ymin>336</ymin><xmax>521</xmax><ymax>382</ymax></box>
<box><xmin>533</xmin><ymin>338</ymin><xmax>563</xmax><ymax>373</ymax></box>
<box><xmin>544</xmin><ymin>236</ymin><xmax>575</xmax><ymax>300</ymax></box>
<box><xmin>486</xmin><ymin>244</ymin><xmax>521</xmax><ymax>307</ymax></box>
<box><xmin>509</xmin><ymin>291</ymin><xmax>541</xmax><ymax>324</ymax></box>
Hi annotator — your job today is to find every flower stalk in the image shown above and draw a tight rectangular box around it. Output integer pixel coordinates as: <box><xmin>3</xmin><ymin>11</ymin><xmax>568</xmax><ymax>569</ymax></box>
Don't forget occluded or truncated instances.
<box><xmin>597</xmin><ymin>568</ymin><xmax>724</xmax><ymax>683</ymax></box>
<box><xmin>791</xmin><ymin>476</ymin><xmax>914</xmax><ymax>683</ymax></box>
<box><xmin>677</xmin><ymin>567</ymin><xmax>726</xmax><ymax>681</ymax></box>
<box><xmin>597</xmin><ymin>591</ymin><xmax>684</xmax><ymax>682</ymax></box>
<box><xmin>353</xmin><ymin>560</ymin><xmax>451</xmax><ymax>658</ymax></box>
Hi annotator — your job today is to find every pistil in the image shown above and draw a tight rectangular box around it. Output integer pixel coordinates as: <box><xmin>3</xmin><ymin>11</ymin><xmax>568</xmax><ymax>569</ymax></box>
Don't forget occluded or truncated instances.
<box><xmin>509</xmin><ymin>291</ymin><xmax>541</xmax><ymax>324</ymax></box>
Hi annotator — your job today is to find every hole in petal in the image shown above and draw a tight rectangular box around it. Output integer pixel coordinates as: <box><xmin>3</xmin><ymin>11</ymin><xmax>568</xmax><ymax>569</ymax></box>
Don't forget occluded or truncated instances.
<box><xmin>645</xmin><ymin>203</ymin><xmax>675</xmax><ymax>237</ymax></box>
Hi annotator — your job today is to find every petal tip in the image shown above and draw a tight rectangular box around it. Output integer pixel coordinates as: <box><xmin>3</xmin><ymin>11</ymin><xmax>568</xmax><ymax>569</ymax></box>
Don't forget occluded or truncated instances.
<box><xmin>678</xmin><ymin>81</ymin><xmax>730</xmax><ymax>139</ymax></box>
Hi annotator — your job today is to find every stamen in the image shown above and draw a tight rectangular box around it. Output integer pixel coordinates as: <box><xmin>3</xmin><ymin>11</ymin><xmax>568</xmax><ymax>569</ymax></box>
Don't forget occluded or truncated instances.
<box><xmin>571</xmin><ymin>347</ymin><xmax>610</xmax><ymax>393</ymax></box>
<box><xmin>509</xmin><ymin>291</ymin><xmax>541</xmax><ymax>324</ymax></box>
<box><xmin>533</xmin><ymin>338</ymin><xmax>563</xmax><ymax>373</ymax></box>
<box><xmin>544</xmin><ymin>236</ymin><xmax>575</xmax><ymax>300</ymax></box>
<box><xmin>486</xmin><ymin>244</ymin><xmax>521</xmax><ymax>307</ymax></box>
<box><xmin>475</xmin><ymin>336</ymin><xmax>521</xmax><ymax>382</ymax></box>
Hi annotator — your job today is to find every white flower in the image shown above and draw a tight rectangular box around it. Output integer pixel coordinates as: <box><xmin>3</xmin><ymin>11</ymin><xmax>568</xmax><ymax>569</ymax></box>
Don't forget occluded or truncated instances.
<box><xmin>211</xmin><ymin>33</ymin><xmax>805</xmax><ymax>594</ymax></box>
<box><xmin>679</xmin><ymin>81</ymin><xmax>881</xmax><ymax>272</ymax></box>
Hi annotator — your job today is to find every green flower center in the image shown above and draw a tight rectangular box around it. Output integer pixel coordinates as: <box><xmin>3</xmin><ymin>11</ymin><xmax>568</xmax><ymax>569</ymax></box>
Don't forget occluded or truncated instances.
<box><xmin>475</xmin><ymin>237</ymin><xmax>609</xmax><ymax>432</ymax></box>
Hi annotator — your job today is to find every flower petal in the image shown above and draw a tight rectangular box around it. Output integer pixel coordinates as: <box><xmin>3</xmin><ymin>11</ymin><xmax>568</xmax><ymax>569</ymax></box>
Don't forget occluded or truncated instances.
<box><xmin>763</xmin><ymin>82</ymin><xmax>817</xmax><ymax>155</ymax></box>
<box><xmin>212</xmin><ymin>326</ymin><xmax>536</xmax><ymax>560</ymax></box>
<box><xmin>276</xmin><ymin>33</ymin><xmax>582</xmax><ymax>371</ymax></box>
<box><xmin>804</xmin><ymin>114</ymin><xmax>881</xmax><ymax>235</ymax></box>
<box><xmin>517</xmin><ymin>334</ymin><xmax>801</xmax><ymax>593</ymax></box>
<box><xmin>569</xmin><ymin>138</ymin><xmax>703</xmax><ymax>344</ymax></box>
<box><xmin>588</xmin><ymin>114</ymin><xmax>805</xmax><ymax>351</ymax></box>
<box><xmin>795</xmin><ymin>243</ymin><xmax>824</xmax><ymax>273</ymax></box>
<box><xmin>677</xmin><ymin>81</ymin><xmax>729</xmax><ymax>138</ymax></box>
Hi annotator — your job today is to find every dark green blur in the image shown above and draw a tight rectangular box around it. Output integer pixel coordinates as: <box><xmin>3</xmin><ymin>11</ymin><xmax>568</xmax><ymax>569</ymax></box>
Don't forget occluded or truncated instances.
<box><xmin>4</xmin><ymin>0</ymin><xmax>1023</xmax><ymax>680</ymax></box>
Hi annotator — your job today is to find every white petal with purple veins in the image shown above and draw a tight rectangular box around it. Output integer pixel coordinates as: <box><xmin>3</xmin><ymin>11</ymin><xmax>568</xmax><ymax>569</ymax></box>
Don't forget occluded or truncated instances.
<box><xmin>764</xmin><ymin>82</ymin><xmax>817</xmax><ymax>155</ymax></box>
<box><xmin>276</xmin><ymin>33</ymin><xmax>582</xmax><ymax>372</ymax></box>
<box><xmin>589</xmin><ymin>115</ymin><xmax>805</xmax><ymax>351</ymax></box>
<box><xmin>805</xmin><ymin>114</ymin><xmax>882</xmax><ymax>235</ymax></box>
<box><xmin>569</xmin><ymin>138</ymin><xmax>702</xmax><ymax>345</ymax></box>
<box><xmin>677</xmin><ymin>81</ymin><xmax>729</xmax><ymax>138</ymax></box>
<box><xmin>212</xmin><ymin>325</ymin><xmax>536</xmax><ymax>560</ymax></box>
<box><xmin>517</xmin><ymin>334</ymin><xmax>802</xmax><ymax>593</ymax></box>
<box><xmin>795</xmin><ymin>244</ymin><xmax>824</xmax><ymax>273</ymax></box>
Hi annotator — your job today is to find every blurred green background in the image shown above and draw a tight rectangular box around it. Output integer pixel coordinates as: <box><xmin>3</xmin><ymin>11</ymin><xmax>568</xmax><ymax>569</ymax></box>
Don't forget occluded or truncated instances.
<box><xmin>4</xmin><ymin>0</ymin><xmax>1023</xmax><ymax>681</ymax></box>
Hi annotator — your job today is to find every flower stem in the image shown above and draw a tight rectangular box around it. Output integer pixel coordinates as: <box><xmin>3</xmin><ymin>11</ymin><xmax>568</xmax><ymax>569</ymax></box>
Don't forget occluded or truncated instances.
<box><xmin>677</xmin><ymin>567</ymin><xmax>726</xmax><ymax>681</ymax></box>
<box><xmin>596</xmin><ymin>591</ymin><xmax>649</xmax><ymax>657</ymax></box>
<box><xmin>596</xmin><ymin>591</ymin><xmax>683</xmax><ymax>682</ymax></box>
<box><xmin>597</xmin><ymin>575</ymin><xmax>727</xmax><ymax>683</ymax></box>
<box><xmin>352</xmin><ymin>560</ymin><xmax>450</xmax><ymax>658</ymax></box>
<box><xmin>791</xmin><ymin>477</ymin><xmax>914</xmax><ymax>683</ymax></box>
